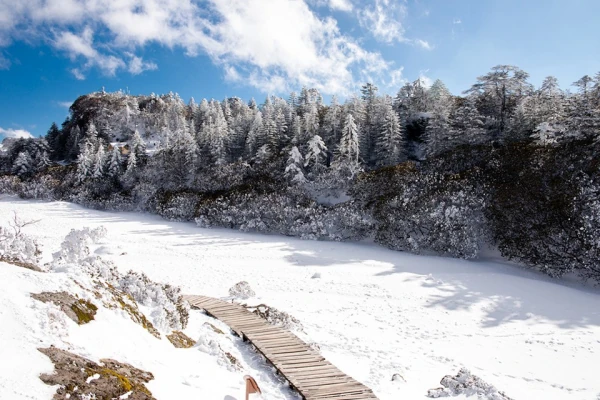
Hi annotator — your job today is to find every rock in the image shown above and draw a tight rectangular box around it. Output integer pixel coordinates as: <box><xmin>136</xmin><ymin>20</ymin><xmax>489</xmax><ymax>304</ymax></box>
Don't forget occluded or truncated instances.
<box><xmin>228</xmin><ymin>281</ymin><xmax>255</xmax><ymax>299</ymax></box>
<box><xmin>2</xmin><ymin>257</ymin><xmax>44</xmax><ymax>272</ymax></box>
<box><xmin>39</xmin><ymin>346</ymin><xmax>155</xmax><ymax>400</ymax></box>
<box><xmin>224</xmin><ymin>352</ymin><xmax>242</xmax><ymax>371</ymax></box>
<box><xmin>167</xmin><ymin>331</ymin><xmax>196</xmax><ymax>348</ymax></box>
<box><xmin>427</xmin><ymin>368</ymin><xmax>513</xmax><ymax>399</ymax></box>
<box><xmin>204</xmin><ymin>322</ymin><xmax>225</xmax><ymax>335</ymax></box>
<box><xmin>311</xmin><ymin>272</ymin><xmax>321</xmax><ymax>279</ymax></box>
<box><xmin>392</xmin><ymin>373</ymin><xmax>406</xmax><ymax>382</ymax></box>
<box><xmin>31</xmin><ymin>291</ymin><xmax>97</xmax><ymax>325</ymax></box>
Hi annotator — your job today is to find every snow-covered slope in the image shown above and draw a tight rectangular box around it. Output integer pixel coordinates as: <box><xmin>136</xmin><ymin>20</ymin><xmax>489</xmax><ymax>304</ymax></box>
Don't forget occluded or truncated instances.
<box><xmin>1</xmin><ymin>198</ymin><xmax>599</xmax><ymax>399</ymax></box>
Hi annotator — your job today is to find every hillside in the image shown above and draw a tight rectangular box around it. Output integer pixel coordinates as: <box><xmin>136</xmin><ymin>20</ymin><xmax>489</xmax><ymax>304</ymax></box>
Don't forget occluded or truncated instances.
<box><xmin>0</xmin><ymin>69</ymin><xmax>599</xmax><ymax>281</ymax></box>
<box><xmin>1</xmin><ymin>198</ymin><xmax>599</xmax><ymax>399</ymax></box>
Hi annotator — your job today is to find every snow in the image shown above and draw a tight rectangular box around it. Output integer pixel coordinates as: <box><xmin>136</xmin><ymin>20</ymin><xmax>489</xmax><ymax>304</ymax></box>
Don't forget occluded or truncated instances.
<box><xmin>1</xmin><ymin>197</ymin><xmax>600</xmax><ymax>399</ymax></box>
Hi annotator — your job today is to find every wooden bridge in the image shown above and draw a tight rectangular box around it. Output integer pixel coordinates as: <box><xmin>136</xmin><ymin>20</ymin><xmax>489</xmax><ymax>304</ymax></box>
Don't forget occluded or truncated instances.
<box><xmin>183</xmin><ymin>295</ymin><xmax>378</xmax><ymax>400</ymax></box>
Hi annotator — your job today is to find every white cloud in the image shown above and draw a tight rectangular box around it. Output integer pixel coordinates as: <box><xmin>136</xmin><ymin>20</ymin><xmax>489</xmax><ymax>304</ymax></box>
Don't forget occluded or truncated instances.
<box><xmin>418</xmin><ymin>70</ymin><xmax>433</xmax><ymax>88</ymax></box>
<box><xmin>388</xmin><ymin>67</ymin><xmax>405</xmax><ymax>87</ymax></box>
<box><xmin>309</xmin><ymin>0</ymin><xmax>353</xmax><ymax>12</ymax></box>
<box><xmin>55</xmin><ymin>27</ymin><xmax>125</xmax><ymax>77</ymax></box>
<box><xmin>358</xmin><ymin>0</ymin><xmax>407</xmax><ymax>43</ymax></box>
<box><xmin>414</xmin><ymin>39</ymin><xmax>432</xmax><ymax>50</ymax></box>
<box><xmin>453</xmin><ymin>19</ymin><xmax>462</xmax><ymax>24</ymax></box>
<box><xmin>329</xmin><ymin>0</ymin><xmax>353</xmax><ymax>12</ymax></box>
<box><xmin>0</xmin><ymin>0</ymin><xmax>403</xmax><ymax>94</ymax></box>
<box><xmin>0</xmin><ymin>127</ymin><xmax>34</xmax><ymax>139</ymax></box>
<box><xmin>57</xmin><ymin>101</ymin><xmax>73</xmax><ymax>108</ymax></box>
<box><xmin>127</xmin><ymin>53</ymin><xmax>157</xmax><ymax>75</ymax></box>
<box><xmin>0</xmin><ymin>53</ymin><xmax>10</xmax><ymax>69</ymax></box>
<box><xmin>71</xmin><ymin>68</ymin><xmax>85</xmax><ymax>80</ymax></box>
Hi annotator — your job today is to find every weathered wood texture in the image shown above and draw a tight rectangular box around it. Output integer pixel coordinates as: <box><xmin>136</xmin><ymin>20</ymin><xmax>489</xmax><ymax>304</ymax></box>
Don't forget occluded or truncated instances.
<box><xmin>183</xmin><ymin>295</ymin><xmax>378</xmax><ymax>400</ymax></box>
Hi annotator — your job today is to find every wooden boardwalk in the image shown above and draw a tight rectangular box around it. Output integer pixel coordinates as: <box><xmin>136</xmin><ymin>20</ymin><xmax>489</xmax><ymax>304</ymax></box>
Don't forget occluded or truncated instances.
<box><xmin>183</xmin><ymin>295</ymin><xmax>378</xmax><ymax>400</ymax></box>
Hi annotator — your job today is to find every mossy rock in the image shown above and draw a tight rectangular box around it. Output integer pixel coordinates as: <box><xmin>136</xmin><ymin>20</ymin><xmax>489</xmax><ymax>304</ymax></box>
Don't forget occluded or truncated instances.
<box><xmin>104</xmin><ymin>283</ymin><xmax>161</xmax><ymax>338</ymax></box>
<box><xmin>166</xmin><ymin>331</ymin><xmax>196</xmax><ymax>348</ymax></box>
<box><xmin>31</xmin><ymin>292</ymin><xmax>97</xmax><ymax>325</ymax></box>
<box><xmin>39</xmin><ymin>346</ymin><xmax>155</xmax><ymax>400</ymax></box>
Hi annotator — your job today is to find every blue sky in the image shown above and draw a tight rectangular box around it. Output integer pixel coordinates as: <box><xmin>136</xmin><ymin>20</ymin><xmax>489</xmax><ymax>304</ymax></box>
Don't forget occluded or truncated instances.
<box><xmin>0</xmin><ymin>0</ymin><xmax>599</xmax><ymax>138</ymax></box>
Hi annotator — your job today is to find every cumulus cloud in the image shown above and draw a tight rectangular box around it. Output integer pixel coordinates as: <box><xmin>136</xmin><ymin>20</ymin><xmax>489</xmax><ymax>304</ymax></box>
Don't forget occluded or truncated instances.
<box><xmin>309</xmin><ymin>0</ymin><xmax>353</xmax><ymax>12</ymax></box>
<box><xmin>0</xmin><ymin>0</ymin><xmax>413</xmax><ymax>94</ymax></box>
<box><xmin>0</xmin><ymin>127</ymin><xmax>34</xmax><ymax>139</ymax></box>
<box><xmin>358</xmin><ymin>0</ymin><xmax>406</xmax><ymax>43</ymax></box>
<box><xmin>126</xmin><ymin>53</ymin><xmax>157</xmax><ymax>75</ymax></box>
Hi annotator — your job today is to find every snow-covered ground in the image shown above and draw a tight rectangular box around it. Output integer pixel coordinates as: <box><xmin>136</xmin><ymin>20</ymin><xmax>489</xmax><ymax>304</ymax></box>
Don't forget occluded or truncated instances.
<box><xmin>1</xmin><ymin>198</ymin><xmax>599</xmax><ymax>400</ymax></box>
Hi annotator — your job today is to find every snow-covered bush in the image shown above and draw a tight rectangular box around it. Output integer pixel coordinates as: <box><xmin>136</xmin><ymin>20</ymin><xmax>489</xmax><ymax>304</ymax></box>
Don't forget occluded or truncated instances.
<box><xmin>228</xmin><ymin>281</ymin><xmax>255</xmax><ymax>299</ymax></box>
<box><xmin>250</xmin><ymin>304</ymin><xmax>303</xmax><ymax>331</ymax></box>
<box><xmin>119</xmin><ymin>271</ymin><xmax>189</xmax><ymax>331</ymax></box>
<box><xmin>353</xmin><ymin>163</ymin><xmax>488</xmax><ymax>259</ymax></box>
<box><xmin>52</xmin><ymin>226</ymin><xmax>107</xmax><ymax>266</ymax></box>
<box><xmin>0</xmin><ymin>215</ymin><xmax>41</xmax><ymax>266</ymax></box>
<box><xmin>0</xmin><ymin>175</ymin><xmax>21</xmax><ymax>195</ymax></box>
<box><xmin>155</xmin><ymin>191</ymin><xmax>200</xmax><ymax>221</ymax></box>
<box><xmin>50</xmin><ymin>226</ymin><xmax>189</xmax><ymax>331</ymax></box>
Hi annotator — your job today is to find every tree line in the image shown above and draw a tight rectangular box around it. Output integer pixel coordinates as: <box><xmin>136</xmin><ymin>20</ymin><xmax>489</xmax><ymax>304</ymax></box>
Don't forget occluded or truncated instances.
<box><xmin>1</xmin><ymin>64</ymin><xmax>599</xmax><ymax>281</ymax></box>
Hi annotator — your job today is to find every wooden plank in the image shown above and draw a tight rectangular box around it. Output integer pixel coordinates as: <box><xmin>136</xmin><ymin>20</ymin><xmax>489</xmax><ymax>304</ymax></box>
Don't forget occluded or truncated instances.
<box><xmin>184</xmin><ymin>294</ymin><xmax>378</xmax><ymax>400</ymax></box>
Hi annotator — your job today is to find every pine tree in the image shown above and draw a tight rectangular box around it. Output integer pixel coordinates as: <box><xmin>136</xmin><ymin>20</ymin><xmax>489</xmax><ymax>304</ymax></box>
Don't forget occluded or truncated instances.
<box><xmin>122</xmin><ymin>150</ymin><xmax>137</xmax><ymax>186</ymax></box>
<box><xmin>284</xmin><ymin>146</ymin><xmax>306</xmax><ymax>184</ymax></box>
<box><xmin>66</xmin><ymin>125</ymin><xmax>82</xmax><ymax>161</ymax></box>
<box><xmin>76</xmin><ymin>141</ymin><xmax>94</xmax><ymax>182</ymax></box>
<box><xmin>46</xmin><ymin>122</ymin><xmax>62</xmax><ymax>160</ymax></box>
<box><xmin>426</xmin><ymin>109</ymin><xmax>451</xmax><ymax>157</ymax></box>
<box><xmin>12</xmin><ymin>151</ymin><xmax>31</xmax><ymax>178</ymax></box>
<box><xmin>338</xmin><ymin>113</ymin><xmax>360</xmax><ymax>165</ymax></box>
<box><xmin>130</xmin><ymin>129</ymin><xmax>147</xmax><ymax>164</ymax></box>
<box><xmin>92</xmin><ymin>145</ymin><xmax>106</xmax><ymax>179</ymax></box>
<box><xmin>106</xmin><ymin>146</ymin><xmax>123</xmax><ymax>178</ymax></box>
<box><xmin>36</xmin><ymin>151</ymin><xmax>51</xmax><ymax>171</ymax></box>
<box><xmin>246</xmin><ymin>111</ymin><xmax>264</xmax><ymax>158</ymax></box>
<box><xmin>274</xmin><ymin>108</ymin><xmax>288</xmax><ymax>151</ymax></box>
<box><xmin>304</xmin><ymin>135</ymin><xmax>328</xmax><ymax>174</ymax></box>
<box><xmin>449</xmin><ymin>99</ymin><xmax>487</xmax><ymax>146</ymax></box>
<box><xmin>376</xmin><ymin>105</ymin><xmax>404</xmax><ymax>166</ymax></box>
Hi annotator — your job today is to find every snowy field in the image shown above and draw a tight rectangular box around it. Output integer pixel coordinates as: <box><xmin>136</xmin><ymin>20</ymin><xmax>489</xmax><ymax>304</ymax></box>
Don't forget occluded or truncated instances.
<box><xmin>1</xmin><ymin>198</ymin><xmax>599</xmax><ymax>399</ymax></box>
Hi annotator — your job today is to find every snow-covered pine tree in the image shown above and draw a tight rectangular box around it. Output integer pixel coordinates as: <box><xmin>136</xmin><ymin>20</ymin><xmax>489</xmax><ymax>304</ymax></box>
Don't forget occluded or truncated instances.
<box><xmin>338</xmin><ymin>113</ymin><xmax>360</xmax><ymax>165</ymax></box>
<box><xmin>375</xmin><ymin>104</ymin><xmax>404</xmax><ymax>166</ymax></box>
<box><xmin>449</xmin><ymin>99</ymin><xmax>487</xmax><ymax>147</ymax></box>
<box><xmin>106</xmin><ymin>146</ymin><xmax>123</xmax><ymax>179</ymax></box>
<box><xmin>66</xmin><ymin>125</ymin><xmax>82</xmax><ymax>161</ymax></box>
<box><xmin>426</xmin><ymin>108</ymin><xmax>451</xmax><ymax>157</ymax></box>
<box><xmin>323</xmin><ymin>95</ymin><xmax>342</xmax><ymax>148</ymax></box>
<box><xmin>76</xmin><ymin>140</ymin><xmax>94</xmax><ymax>182</ymax></box>
<box><xmin>284</xmin><ymin>146</ymin><xmax>306</xmax><ymax>184</ymax></box>
<box><xmin>36</xmin><ymin>151</ymin><xmax>51</xmax><ymax>171</ymax></box>
<box><xmin>245</xmin><ymin>111</ymin><xmax>264</xmax><ymax>158</ymax></box>
<box><xmin>92</xmin><ymin>144</ymin><xmax>106</xmax><ymax>179</ymax></box>
<box><xmin>12</xmin><ymin>151</ymin><xmax>32</xmax><ymax>178</ymax></box>
<box><xmin>304</xmin><ymin>135</ymin><xmax>328</xmax><ymax>174</ymax></box>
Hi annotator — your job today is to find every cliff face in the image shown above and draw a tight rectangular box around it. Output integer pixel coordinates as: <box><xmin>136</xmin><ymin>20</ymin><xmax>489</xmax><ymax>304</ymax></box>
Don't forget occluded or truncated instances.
<box><xmin>65</xmin><ymin>91</ymin><xmax>192</xmax><ymax>149</ymax></box>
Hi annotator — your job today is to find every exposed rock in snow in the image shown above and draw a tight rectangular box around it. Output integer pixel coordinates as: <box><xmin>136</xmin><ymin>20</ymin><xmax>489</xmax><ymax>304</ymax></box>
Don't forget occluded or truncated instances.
<box><xmin>31</xmin><ymin>291</ymin><xmax>97</xmax><ymax>325</ymax></box>
<box><xmin>166</xmin><ymin>331</ymin><xmax>196</xmax><ymax>348</ymax></box>
<box><xmin>427</xmin><ymin>368</ymin><xmax>512</xmax><ymax>399</ymax></box>
<box><xmin>39</xmin><ymin>346</ymin><xmax>155</xmax><ymax>400</ymax></box>
<box><xmin>311</xmin><ymin>272</ymin><xmax>321</xmax><ymax>279</ymax></box>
